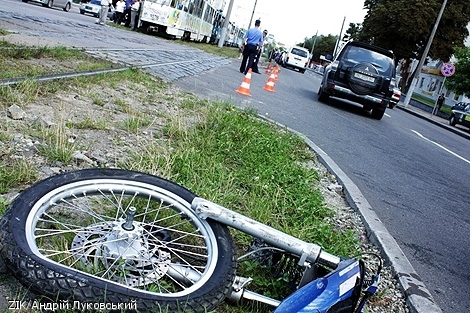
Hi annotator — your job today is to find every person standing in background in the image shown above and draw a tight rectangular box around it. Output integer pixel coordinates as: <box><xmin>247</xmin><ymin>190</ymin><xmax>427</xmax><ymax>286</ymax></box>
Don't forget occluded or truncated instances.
<box><xmin>96</xmin><ymin>0</ymin><xmax>112</xmax><ymax>25</ymax></box>
<box><xmin>114</xmin><ymin>0</ymin><xmax>125</xmax><ymax>24</ymax></box>
<box><xmin>130</xmin><ymin>0</ymin><xmax>141</xmax><ymax>30</ymax></box>
<box><xmin>434</xmin><ymin>93</ymin><xmax>445</xmax><ymax>115</ymax></box>
<box><xmin>239</xmin><ymin>19</ymin><xmax>263</xmax><ymax>75</ymax></box>
<box><xmin>251</xmin><ymin>29</ymin><xmax>268</xmax><ymax>74</ymax></box>
<box><xmin>124</xmin><ymin>0</ymin><xmax>133</xmax><ymax>27</ymax></box>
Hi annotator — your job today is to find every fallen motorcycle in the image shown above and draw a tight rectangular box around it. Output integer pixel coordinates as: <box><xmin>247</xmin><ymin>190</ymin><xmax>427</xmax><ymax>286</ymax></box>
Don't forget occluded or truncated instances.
<box><xmin>0</xmin><ymin>168</ymin><xmax>381</xmax><ymax>312</ymax></box>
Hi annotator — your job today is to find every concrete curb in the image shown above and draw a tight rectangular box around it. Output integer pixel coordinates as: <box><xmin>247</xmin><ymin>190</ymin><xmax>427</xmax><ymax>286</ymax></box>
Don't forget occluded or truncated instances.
<box><xmin>259</xmin><ymin>115</ymin><xmax>443</xmax><ymax>313</ymax></box>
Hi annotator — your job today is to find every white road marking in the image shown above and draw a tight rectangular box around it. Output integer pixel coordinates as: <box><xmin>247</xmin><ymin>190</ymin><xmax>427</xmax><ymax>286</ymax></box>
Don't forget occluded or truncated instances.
<box><xmin>412</xmin><ymin>130</ymin><xmax>470</xmax><ymax>165</ymax></box>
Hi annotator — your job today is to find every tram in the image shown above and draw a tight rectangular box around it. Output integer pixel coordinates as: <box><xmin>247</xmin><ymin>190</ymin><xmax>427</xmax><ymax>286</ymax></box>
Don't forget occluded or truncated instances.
<box><xmin>138</xmin><ymin>0</ymin><xmax>221</xmax><ymax>42</ymax></box>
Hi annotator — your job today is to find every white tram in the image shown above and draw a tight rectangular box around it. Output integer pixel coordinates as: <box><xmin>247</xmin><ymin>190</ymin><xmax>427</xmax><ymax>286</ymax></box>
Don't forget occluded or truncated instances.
<box><xmin>138</xmin><ymin>0</ymin><xmax>220</xmax><ymax>42</ymax></box>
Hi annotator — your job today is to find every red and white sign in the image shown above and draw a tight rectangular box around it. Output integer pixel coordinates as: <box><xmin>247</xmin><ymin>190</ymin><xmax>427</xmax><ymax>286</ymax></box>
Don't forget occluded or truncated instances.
<box><xmin>441</xmin><ymin>63</ymin><xmax>455</xmax><ymax>77</ymax></box>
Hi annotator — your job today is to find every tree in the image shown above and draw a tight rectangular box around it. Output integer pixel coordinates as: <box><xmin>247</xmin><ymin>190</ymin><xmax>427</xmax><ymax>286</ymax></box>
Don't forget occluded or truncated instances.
<box><xmin>445</xmin><ymin>47</ymin><xmax>470</xmax><ymax>96</ymax></box>
<box><xmin>299</xmin><ymin>35</ymin><xmax>337</xmax><ymax>63</ymax></box>
<box><xmin>357</xmin><ymin>0</ymin><xmax>470</xmax><ymax>62</ymax></box>
<box><xmin>343</xmin><ymin>23</ymin><xmax>362</xmax><ymax>42</ymax></box>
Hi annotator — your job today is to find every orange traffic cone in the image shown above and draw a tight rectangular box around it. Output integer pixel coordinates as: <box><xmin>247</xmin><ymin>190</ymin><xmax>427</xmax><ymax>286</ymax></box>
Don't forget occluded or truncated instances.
<box><xmin>272</xmin><ymin>65</ymin><xmax>279</xmax><ymax>81</ymax></box>
<box><xmin>263</xmin><ymin>73</ymin><xmax>276</xmax><ymax>92</ymax></box>
<box><xmin>236</xmin><ymin>69</ymin><xmax>252</xmax><ymax>96</ymax></box>
<box><xmin>265</xmin><ymin>61</ymin><xmax>273</xmax><ymax>74</ymax></box>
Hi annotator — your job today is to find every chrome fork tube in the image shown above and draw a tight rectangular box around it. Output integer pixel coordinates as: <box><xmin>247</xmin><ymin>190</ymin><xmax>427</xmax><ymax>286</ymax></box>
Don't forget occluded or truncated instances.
<box><xmin>191</xmin><ymin>197</ymin><xmax>340</xmax><ymax>269</ymax></box>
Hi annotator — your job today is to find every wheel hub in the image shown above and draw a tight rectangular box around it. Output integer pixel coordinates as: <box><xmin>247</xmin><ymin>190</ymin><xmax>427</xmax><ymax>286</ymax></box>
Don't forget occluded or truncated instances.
<box><xmin>71</xmin><ymin>217</ymin><xmax>171</xmax><ymax>287</ymax></box>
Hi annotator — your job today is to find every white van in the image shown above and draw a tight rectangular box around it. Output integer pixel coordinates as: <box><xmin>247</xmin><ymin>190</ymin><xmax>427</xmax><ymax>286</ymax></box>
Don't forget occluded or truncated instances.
<box><xmin>282</xmin><ymin>46</ymin><xmax>310</xmax><ymax>73</ymax></box>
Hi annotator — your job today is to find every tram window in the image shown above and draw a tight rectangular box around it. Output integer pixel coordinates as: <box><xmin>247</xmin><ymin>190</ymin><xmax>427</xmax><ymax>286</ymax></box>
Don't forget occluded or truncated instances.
<box><xmin>204</xmin><ymin>7</ymin><xmax>212</xmax><ymax>23</ymax></box>
<box><xmin>194</xmin><ymin>0</ymin><xmax>203</xmax><ymax>17</ymax></box>
<box><xmin>170</xmin><ymin>0</ymin><xmax>176</xmax><ymax>8</ymax></box>
<box><xmin>185</xmin><ymin>0</ymin><xmax>191</xmax><ymax>13</ymax></box>
<box><xmin>174</xmin><ymin>0</ymin><xmax>183</xmax><ymax>9</ymax></box>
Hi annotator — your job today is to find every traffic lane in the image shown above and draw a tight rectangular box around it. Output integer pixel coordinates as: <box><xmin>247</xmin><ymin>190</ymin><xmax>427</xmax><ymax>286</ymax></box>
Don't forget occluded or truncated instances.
<box><xmin>175</xmin><ymin>63</ymin><xmax>470</xmax><ymax>313</ymax></box>
<box><xmin>372</xmin><ymin>109</ymin><xmax>470</xmax><ymax>312</ymax></box>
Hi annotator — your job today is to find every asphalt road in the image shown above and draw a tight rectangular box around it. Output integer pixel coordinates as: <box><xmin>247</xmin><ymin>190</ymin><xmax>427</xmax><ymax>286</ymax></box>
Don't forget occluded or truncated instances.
<box><xmin>1</xmin><ymin>2</ymin><xmax>469</xmax><ymax>312</ymax></box>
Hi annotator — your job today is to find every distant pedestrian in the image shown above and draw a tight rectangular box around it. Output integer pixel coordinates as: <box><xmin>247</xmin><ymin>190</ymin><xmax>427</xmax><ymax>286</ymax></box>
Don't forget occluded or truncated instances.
<box><xmin>130</xmin><ymin>0</ymin><xmax>140</xmax><ymax>30</ymax></box>
<box><xmin>96</xmin><ymin>0</ymin><xmax>112</xmax><ymax>25</ymax></box>
<box><xmin>238</xmin><ymin>38</ymin><xmax>246</xmax><ymax>60</ymax></box>
<box><xmin>251</xmin><ymin>29</ymin><xmax>268</xmax><ymax>74</ymax></box>
<box><xmin>435</xmin><ymin>93</ymin><xmax>445</xmax><ymax>115</ymax></box>
<box><xmin>124</xmin><ymin>0</ymin><xmax>133</xmax><ymax>27</ymax></box>
<box><xmin>239</xmin><ymin>19</ymin><xmax>264</xmax><ymax>75</ymax></box>
<box><xmin>114</xmin><ymin>0</ymin><xmax>125</xmax><ymax>24</ymax></box>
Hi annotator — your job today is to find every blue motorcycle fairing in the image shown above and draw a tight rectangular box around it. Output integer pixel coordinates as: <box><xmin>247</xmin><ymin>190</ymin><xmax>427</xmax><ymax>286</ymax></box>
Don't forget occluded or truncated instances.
<box><xmin>273</xmin><ymin>259</ymin><xmax>362</xmax><ymax>313</ymax></box>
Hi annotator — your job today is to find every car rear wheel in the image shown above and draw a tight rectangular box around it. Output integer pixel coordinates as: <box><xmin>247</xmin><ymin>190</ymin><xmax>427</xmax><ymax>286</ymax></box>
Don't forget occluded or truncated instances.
<box><xmin>63</xmin><ymin>2</ymin><xmax>70</xmax><ymax>11</ymax></box>
<box><xmin>318</xmin><ymin>85</ymin><xmax>329</xmax><ymax>103</ymax></box>
<box><xmin>370</xmin><ymin>107</ymin><xmax>385</xmax><ymax>120</ymax></box>
<box><xmin>449</xmin><ymin>115</ymin><xmax>457</xmax><ymax>126</ymax></box>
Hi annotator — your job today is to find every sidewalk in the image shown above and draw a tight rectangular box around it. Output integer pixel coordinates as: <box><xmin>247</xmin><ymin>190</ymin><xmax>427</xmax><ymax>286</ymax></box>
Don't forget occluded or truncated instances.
<box><xmin>396</xmin><ymin>102</ymin><xmax>470</xmax><ymax>140</ymax></box>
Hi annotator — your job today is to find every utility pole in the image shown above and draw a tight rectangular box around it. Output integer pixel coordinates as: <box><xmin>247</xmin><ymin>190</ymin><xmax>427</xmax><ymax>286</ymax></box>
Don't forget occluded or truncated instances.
<box><xmin>247</xmin><ymin>0</ymin><xmax>258</xmax><ymax>30</ymax></box>
<box><xmin>218</xmin><ymin>0</ymin><xmax>235</xmax><ymax>48</ymax></box>
<box><xmin>333</xmin><ymin>16</ymin><xmax>346</xmax><ymax>57</ymax></box>
<box><xmin>403</xmin><ymin>0</ymin><xmax>447</xmax><ymax>107</ymax></box>
<box><xmin>310</xmin><ymin>30</ymin><xmax>318</xmax><ymax>56</ymax></box>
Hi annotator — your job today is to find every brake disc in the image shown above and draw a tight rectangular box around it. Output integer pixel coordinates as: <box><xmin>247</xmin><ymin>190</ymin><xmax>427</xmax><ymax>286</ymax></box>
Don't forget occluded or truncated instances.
<box><xmin>71</xmin><ymin>220</ymin><xmax>171</xmax><ymax>287</ymax></box>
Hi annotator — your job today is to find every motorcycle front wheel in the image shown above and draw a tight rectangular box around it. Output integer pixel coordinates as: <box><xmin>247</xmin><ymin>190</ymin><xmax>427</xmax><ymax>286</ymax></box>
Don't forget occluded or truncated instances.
<box><xmin>0</xmin><ymin>168</ymin><xmax>236</xmax><ymax>312</ymax></box>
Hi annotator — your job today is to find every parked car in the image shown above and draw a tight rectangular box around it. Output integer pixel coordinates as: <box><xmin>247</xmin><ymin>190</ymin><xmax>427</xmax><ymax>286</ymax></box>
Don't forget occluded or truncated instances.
<box><xmin>389</xmin><ymin>78</ymin><xmax>401</xmax><ymax>109</ymax></box>
<box><xmin>317</xmin><ymin>41</ymin><xmax>396</xmax><ymax>120</ymax></box>
<box><xmin>80</xmin><ymin>0</ymin><xmax>115</xmax><ymax>20</ymax></box>
<box><xmin>282</xmin><ymin>46</ymin><xmax>309</xmax><ymax>73</ymax></box>
<box><xmin>22</xmin><ymin>0</ymin><xmax>72</xmax><ymax>12</ymax></box>
<box><xmin>449</xmin><ymin>102</ymin><xmax>470</xmax><ymax>130</ymax></box>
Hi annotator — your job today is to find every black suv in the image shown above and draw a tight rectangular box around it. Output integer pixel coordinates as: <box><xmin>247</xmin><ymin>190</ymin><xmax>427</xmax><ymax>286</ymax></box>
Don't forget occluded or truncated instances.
<box><xmin>317</xmin><ymin>41</ymin><xmax>396</xmax><ymax>120</ymax></box>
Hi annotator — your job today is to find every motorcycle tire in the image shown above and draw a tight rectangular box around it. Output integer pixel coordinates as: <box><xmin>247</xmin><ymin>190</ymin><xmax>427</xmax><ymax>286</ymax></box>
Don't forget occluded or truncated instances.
<box><xmin>0</xmin><ymin>168</ymin><xmax>236</xmax><ymax>312</ymax></box>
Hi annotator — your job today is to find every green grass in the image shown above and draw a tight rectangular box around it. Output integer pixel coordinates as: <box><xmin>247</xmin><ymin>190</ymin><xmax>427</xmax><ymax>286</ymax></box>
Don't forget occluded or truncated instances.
<box><xmin>0</xmin><ymin>42</ymin><xmax>121</xmax><ymax>79</ymax></box>
<box><xmin>177</xmin><ymin>40</ymin><xmax>240</xmax><ymax>59</ymax></box>
<box><xmin>0</xmin><ymin>158</ymin><xmax>37</xmax><ymax>194</ymax></box>
<box><xmin>411</xmin><ymin>93</ymin><xmax>453</xmax><ymax>114</ymax></box>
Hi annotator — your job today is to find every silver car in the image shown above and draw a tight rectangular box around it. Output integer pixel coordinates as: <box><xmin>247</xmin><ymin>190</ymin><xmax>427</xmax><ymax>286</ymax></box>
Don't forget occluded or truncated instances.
<box><xmin>22</xmin><ymin>0</ymin><xmax>72</xmax><ymax>12</ymax></box>
<box><xmin>80</xmin><ymin>0</ymin><xmax>115</xmax><ymax>20</ymax></box>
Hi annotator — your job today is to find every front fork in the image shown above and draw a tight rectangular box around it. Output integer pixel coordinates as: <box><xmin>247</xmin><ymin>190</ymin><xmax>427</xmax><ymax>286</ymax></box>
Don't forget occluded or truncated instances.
<box><xmin>192</xmin><ymin>197</ymin><xmax>340</xmax><ymax>269</ymax></box>
<box><xmin>191</xmin><ymin>197</ymin><xmax>342</xmax><ymax>306</ymax></box>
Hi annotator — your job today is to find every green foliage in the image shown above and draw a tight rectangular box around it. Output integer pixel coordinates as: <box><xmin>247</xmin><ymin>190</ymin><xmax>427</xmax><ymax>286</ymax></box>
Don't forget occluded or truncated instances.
<box><xmin>301</xmin><ymin>35</ymin><xmax>337</xmax><ymax>63</ymax></box>
<box><xmin>36</xmin><ymin>125</ymin><xmax>77</xmax><ymax>164</ymax></box>
<box><xmin>343</xmin><ymin>23</ymin><xmax>362</xmax><ymax>42</ymax></box>
<box><xmin>445</xmin><ymin>46</ymin><xmax>470</xmax><ymax>96</ymax></box>
<box><xmin>177</xmin><ymin>40</ymin><xmax>240</xmax><ymax>59</ymax></box>
<box><xmin>124</xmin><ymin>103</ymin><xmax>360</xmax><ymax>256</ymax></box>
<box><xmin>359</xmin><ymin>0</ymin><xmax>470</xmax><ymax>61</ymax></box>
<box><xmin>0</xmin><ymin>197</ymin><xmax>9</xmax><ymax>215</ymax></box>
<box><xmin>123</xmin><ymin>115</ymin><xmax>152</xmax><ymax>133</ymax></box>
<box><xmin>0</xmin><ymin>158</ymin><xmax>37</xmax><ymax>193</ymax></box>
<box><xmin>0</xmin><ymin>43</ymin><xmax>119</xmax><ymax>80</ymax></box>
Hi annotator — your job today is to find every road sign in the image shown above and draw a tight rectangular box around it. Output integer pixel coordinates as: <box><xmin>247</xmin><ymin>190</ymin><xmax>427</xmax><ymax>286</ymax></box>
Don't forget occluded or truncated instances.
<box><xmin>441</xmin><ymin>62</ymin><xmax>455</xmax><ymax>77</ymax></box>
